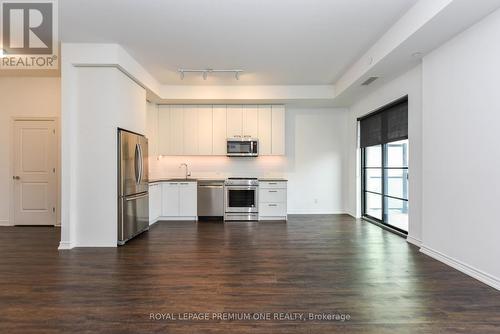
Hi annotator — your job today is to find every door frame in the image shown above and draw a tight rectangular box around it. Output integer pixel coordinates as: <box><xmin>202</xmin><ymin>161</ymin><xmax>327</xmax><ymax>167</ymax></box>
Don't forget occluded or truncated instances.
<box><xmin>9</xmin><ymin>117</ymin><xmax>60</xmax><ymax>227</ymax></box>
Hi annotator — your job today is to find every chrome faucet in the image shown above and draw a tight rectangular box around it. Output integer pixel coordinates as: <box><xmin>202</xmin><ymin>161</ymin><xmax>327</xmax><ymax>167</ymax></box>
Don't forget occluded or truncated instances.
<box><xmin>180</xmin><ymin>163</ymin><xmax>191</xmax><ymax>180</ymax></box>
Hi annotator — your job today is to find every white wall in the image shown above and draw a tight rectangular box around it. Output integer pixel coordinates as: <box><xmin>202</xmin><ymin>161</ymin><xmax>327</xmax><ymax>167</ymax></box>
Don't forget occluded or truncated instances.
<box><xmin>346</xmin><ymin>65</ymin><xmax>423</xmax><ymax>245</ymax></box>
<box><xmin>421</xmin><ymin>8</ymin><xmax>500</xmax><ymax>289</ymax></box>
<box><xmin>0</xmin><ymin>77</ymin><xmax>61</xmax><ymax>226</ymax></box>
<box><xmin>149</xmin><ymin>107</ymin><xmax>348</xmax><ymax>214</ymax></box>
<box><xmin>70</xmin><ymin>67</ymin><xmax>146</xmax><ymax>247</ymax></box>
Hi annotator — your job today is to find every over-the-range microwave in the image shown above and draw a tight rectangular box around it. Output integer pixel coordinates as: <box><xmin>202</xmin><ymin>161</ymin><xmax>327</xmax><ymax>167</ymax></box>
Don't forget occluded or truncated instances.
<box><xmin>226</xmin><ymin>138</ymin><xmax>258</xmax><ymax>157</ymax></box>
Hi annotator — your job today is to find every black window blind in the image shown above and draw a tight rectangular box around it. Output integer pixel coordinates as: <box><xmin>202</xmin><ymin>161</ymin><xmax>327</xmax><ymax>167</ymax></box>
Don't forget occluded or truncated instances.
<box><xmin>359</xmin><ymin>97</ymin><xmax>408</xmax><ymax>148</ymax></box>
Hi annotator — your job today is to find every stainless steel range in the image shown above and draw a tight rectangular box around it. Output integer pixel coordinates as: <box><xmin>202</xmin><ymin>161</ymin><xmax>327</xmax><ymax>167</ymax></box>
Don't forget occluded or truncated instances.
<box><xmin>224</xmin><ymin>178</ymin><xmax>259</xmax><ymax>221</ymax></box>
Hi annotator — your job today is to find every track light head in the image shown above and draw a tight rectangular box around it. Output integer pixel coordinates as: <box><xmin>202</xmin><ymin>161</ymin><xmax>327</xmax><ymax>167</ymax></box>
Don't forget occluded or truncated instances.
<box><xmin>202</xmin><ymin>71</ymin><xmax>208</xmax><ymax>80</ymax></box>
<box><xmin>235</xmin><ymin>72</ymin><xmax>240</xmax><ymax>80</ymax></box>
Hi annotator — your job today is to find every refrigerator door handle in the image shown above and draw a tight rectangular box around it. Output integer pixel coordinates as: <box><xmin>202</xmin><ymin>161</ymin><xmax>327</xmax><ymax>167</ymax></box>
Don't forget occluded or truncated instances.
<box><xmin>125</xmin><ymin>192</ymin><xmax>149</xmax><ymax>201</ymax></box>
<box><xmin>134</xmin><ymin>143</ymin><xmax>140</xmax><ymax>184</ymax></box>
<box><xmin>138</xmin><ymin>143</ymin><xmax>143</xmax><ymax>184</ymax></box>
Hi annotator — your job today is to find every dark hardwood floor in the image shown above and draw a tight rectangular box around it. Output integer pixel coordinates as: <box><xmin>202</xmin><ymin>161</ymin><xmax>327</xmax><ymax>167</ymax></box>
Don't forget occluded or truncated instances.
<box><xmin>1</xmin><ymin>215</ymin><xmax>499</xmax><ymax>333</ymax></box>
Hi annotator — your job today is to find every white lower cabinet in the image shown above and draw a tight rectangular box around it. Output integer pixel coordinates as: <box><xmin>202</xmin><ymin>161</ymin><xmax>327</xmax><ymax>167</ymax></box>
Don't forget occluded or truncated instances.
<box><xmin>259</xmin><ymin>181</ymin><xmax>287</xmax><ymax>220</ymax></box>
<box><xmin>161</xmin><ymin>182</ymin><xmax>180</xmax><ymax>216</ymax></box>
<box><xmin>179</xmin><ymin>182</ymin><xmax>197</xmax><ymax>217</ymax></box>
<box><xmin>160</xmin><ymin>181</ymin><xmax>197</xmax><ymax>220</ymax></box>
<box><xmin>149</xmin><ymin>183</ymin><xmax>162</xmax><ymax>224</ymax></box>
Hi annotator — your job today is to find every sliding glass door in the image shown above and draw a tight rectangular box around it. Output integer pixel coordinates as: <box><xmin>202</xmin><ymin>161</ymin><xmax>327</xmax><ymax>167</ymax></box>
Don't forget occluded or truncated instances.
<box><xmin>363</xmin><ymin>145</ymin><xmax>383</xmax><ymax>220</ymax></box>
<box><xmin>362</xmin><ymin>140</ymin><xmax>409</xmax><ymax>233</ymax></box>
<box><xmin>359</xmin><ymin>97</ymin><xmax>409</xmax><ymax>234</ymax></box>
<box><xmin>384</xmin><ymin>140</ymin><xmax>408</xmax><ymax>232</ymax></box>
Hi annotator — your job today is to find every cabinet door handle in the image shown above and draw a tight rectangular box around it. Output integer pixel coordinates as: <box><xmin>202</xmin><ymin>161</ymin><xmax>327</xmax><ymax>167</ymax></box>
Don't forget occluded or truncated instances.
<box><xmin>268</xmin><ymin>190</ymin><xmax>278</xmax><ymax>193</ymax></box>
<box><xmin>169</xmin><ymin>183</ymin><xmax>178</xmax><ymax>185</ymax></box>
<box><xmin>268</xmin><ymin>204</ymin><xmax>278</xmax><ymax>207</ymax></box>
<box><xmin>268</xmin><ymin>182</ymin><xmax>277</xmax><ymax>185</ymax></box>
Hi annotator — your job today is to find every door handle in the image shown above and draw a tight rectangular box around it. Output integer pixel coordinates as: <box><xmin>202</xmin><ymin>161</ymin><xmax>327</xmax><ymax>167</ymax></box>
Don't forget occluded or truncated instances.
<box><xmin>13</xmin><ymin>176</ymin><xmax>20</xmax><ymax>180</ymax></box>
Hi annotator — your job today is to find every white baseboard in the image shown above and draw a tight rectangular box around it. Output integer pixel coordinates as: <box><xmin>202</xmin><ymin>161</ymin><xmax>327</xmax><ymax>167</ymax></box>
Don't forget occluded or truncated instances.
<box><xmin>58</xmin><ymin>241</ymin><xmax>73</xmax><ymax>250</ymax></box>
<box><xmin>149</xmin><ymin>218</ymin><xmax>160</xmax><ymax>226</ymax></box>
<box><xmin>287</xmin><ymin>210</ymin><xmax>347</xmax><ymax>215</ymax></box>
<box><xmin>158</xmin><ymin>216</ymin><xmax>197</xmax><ymax>221</ymax></box>
<box><xmin>0</xmin><ymin>219</ymin><xmax>12</xmax><ymax>226</ymax></box>
<box><xmin>406</xmin><ymin>236</ymin><xmax>422</xmax><ymax>247</ymax></box>
<box><xmin>420</xmin><ymin>245</ymin><xmax>500</xmax><ymax>291</ymax></box>
<box><xmin>345</xmin><ymin>212</ymin><xmax>359</xmax><ymax>219</ymax></box>
<box><xmin>259</xmin><ymin>216</ymin><xmax>287</xmax><ymax>221</ymax></box>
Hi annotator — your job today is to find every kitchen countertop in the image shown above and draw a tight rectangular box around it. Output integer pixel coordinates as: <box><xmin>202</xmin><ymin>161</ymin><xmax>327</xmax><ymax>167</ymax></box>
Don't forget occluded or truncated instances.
<box><xmin>149</xmin><ymin>178</ymin><xmax>223</xmax><ymax>184</ymax></box>
<box><xmin>258</xmin><ymin>178</ymin><xmax>288</xmax><ymax>182</ymax></box>
<box><xmin>149</xmin><ymin>177</ymin><xmax>288</xmax><ymax>184</ymax></box>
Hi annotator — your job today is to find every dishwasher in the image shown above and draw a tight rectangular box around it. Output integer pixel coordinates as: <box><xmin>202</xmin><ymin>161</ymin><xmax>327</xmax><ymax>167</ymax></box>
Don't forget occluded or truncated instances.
<box><xmin>197</xmin><ymin>180</ymin><xmax>225</xmax><ymax>221</ymax></box>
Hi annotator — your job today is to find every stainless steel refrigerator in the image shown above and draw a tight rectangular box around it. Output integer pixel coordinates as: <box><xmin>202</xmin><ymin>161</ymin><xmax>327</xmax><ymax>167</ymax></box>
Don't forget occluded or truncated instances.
<box><xmin>118</xmin><ymin>129</ymin><xmax>149</xmax><ymax>245</ymax></box>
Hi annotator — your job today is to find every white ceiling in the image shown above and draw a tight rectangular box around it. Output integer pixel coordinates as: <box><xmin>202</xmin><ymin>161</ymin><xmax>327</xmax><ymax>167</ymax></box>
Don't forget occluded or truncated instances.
<box><xmin>60</xmin><ymin>0</ymin><xmax>417</xmax><ymax>85</ymax></box>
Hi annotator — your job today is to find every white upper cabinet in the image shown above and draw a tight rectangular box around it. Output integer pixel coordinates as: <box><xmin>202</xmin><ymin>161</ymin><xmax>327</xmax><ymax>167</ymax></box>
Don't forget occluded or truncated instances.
<box><xmin>226</xmin><ymin>105</ymin><xmax>243</xmax><ymax>138</ymax></box>
<box><xmin>271</xmin><ymin>105</ymin><xmax>286</xmax><ymax>155</ymax></box>
<box><xmin>258</xmin><ymin>105</ymin><xmax>272</xmax><ymax>155</ymax></box>
<box><xmin>183</xmin><ymin>105</ymin><xmax>199</xmax><ymax>155</ymax></box>
<box><xmin>198</xmin><ymin>105</ymin><xmax>213</xmax><ymax>155</ymax></box>
<box><xmin>243</xmin><ymin>105</ymin><xmax>259</xmax><ymax>138</ymax></box>
<box><xmin>212</xmin><ymin>105</ymin><xmax>227</xmax><ymax>155</ymax></box>
<box><xmin>158</xmin><ymin>105</ymin><xmax>171</xmax><ymax>155</ymax></box>
<box><xmin>146</xmin><ymin>102</ymin><xmax>159</xmax><ymax>158</ymax></box>
<box><xmin>156</xmin><ymin>104</ymin><xmax>285</xmax><ymax>156</ymax></box>
<box><xmin>169</xmin><ymin>105</ymin><xmax>185</xmax><ymax>155</ymax></box>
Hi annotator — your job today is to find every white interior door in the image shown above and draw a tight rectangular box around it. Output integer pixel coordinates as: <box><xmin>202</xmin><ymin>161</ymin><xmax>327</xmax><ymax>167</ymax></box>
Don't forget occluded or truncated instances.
<box><xmin>13</xmin><ymin>120</ymin><xmax>57</xmax><ymax>226</ymax></box>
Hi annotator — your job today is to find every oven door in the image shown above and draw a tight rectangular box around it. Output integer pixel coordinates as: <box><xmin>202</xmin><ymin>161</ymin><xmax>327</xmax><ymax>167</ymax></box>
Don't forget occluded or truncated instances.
<box><xmin>225</xmin><ymin>186</ymin><xmax>258</xmax><ymax>213</ymax></box>
<box><xmin>227</xmin><ymin>140</ymin><xmax>258</xmax><ymax>157</ymax></box>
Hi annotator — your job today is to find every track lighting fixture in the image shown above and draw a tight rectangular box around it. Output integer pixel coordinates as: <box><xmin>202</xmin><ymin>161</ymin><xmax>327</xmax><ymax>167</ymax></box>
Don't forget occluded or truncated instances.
<box><xmin>178</xmin><ymin>68</ymin><xmax>243</xmax><ymax>81</ymax></box>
